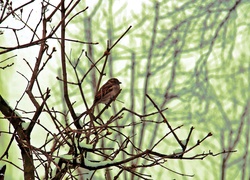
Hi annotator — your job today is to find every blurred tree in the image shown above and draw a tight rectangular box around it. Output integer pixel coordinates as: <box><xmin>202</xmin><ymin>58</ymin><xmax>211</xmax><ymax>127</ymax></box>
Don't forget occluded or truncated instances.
<box><xmin>135</xmin><ymin>1</ymin><xmax>250</xmax><ymax>179</ymax></box>
<box><xmin>0</xmin><ymin>0</ymin><xmax>248</xmax><ymax>180</ymax></box>
<box><xmin>72</xmin><ymin>0</ymin><xmax>249</xmax><ymax>179</ymax></box>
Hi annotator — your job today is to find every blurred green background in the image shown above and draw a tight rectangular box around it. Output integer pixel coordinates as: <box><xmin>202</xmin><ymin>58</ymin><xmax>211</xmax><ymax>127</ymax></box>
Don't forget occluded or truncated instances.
<box><xmin>0</xmin><ymin>0</ymin><xmax>249</xmax><ymax>179</ymax></box>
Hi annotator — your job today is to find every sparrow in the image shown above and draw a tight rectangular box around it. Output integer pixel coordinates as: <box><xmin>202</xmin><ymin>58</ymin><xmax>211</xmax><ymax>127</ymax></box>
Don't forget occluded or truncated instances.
<box><xmin>93</xmin><ymin>78</ymin><xmax>121</xmax><ymax>106</ymax></box>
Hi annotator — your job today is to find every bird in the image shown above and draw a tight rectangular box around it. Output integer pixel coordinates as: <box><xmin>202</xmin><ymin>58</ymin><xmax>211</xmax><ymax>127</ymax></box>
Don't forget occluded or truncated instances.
<box><xmin>93</xmin><ymin>78</ymin><xmax>121</xmax><ymax>106</ymax></box>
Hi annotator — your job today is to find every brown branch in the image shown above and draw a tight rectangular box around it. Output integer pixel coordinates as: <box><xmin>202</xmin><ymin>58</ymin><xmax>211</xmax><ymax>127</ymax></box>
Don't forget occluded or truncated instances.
<box><xmin>0</xmin><ymin>95</ymin><xmax>35</xmax><ymax>179</ymax></box>
<box><xmin>108</xmin><ymin>25</ymin><xmax>132</xmax><ymax>51</ymax></box>
<box><xmin>0</xmin><ymin>130</ymin><xmax>16</xmax><ymax>160</ymax></box>
<box><xmin>60</xmin><ymin>0</ymin><xmax>78</xmax><ymax>129</ymax></box>
<box><xmin>50</xmin><ymin>37</ymin><xmax>98</xmax><ymax>45</ymax></box>
<box><xmin>0</xmin><ymin>0</ymin><xmax>35</xmax><ymax>23</ymax></box>
<box><xmin>146</xmin><ymin>94</ymin><xmax>184</xmax><ymax>149</ymax></box>
<box><xmin>25</xmin><ymin>88</ymin><xmax>51</xmax><ymax>136</ymax></box>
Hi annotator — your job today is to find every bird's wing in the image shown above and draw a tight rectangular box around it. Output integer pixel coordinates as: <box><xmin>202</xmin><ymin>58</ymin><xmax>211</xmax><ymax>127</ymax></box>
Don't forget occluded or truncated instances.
<box><xmin>94</xmin><ymin>83</ymin><xmax>113</xmax><ymax>103</ymax></box>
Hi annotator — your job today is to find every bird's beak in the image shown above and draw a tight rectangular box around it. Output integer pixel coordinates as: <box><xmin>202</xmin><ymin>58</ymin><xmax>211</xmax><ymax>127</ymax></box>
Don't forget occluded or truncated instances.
<box><xmin>119</xmin><ymin>81</ymin><xmax>122</xmax><ymax>84</ymax></box>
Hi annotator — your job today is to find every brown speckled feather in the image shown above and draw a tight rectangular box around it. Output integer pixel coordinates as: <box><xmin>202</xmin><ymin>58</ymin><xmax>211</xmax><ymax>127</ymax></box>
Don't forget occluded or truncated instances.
<box><xmin>94</xmin><ymin>78</ymin><xmax>121</xmax><ymax>105</ymax></box>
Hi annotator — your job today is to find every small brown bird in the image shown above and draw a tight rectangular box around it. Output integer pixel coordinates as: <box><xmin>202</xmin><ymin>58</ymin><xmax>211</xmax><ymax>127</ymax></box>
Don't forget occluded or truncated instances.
<box><xmin>93</xmin><ymin>78</ymin><xmax>121</xmax><ymax>106</ymax></box>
